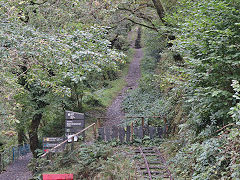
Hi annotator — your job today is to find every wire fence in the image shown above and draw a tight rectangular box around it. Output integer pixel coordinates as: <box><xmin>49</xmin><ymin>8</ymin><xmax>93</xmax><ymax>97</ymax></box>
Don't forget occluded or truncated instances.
<box><xmin>0</xmin><ymin>144</ymin><xmax>30</xmax><ymax>173</ymax></box>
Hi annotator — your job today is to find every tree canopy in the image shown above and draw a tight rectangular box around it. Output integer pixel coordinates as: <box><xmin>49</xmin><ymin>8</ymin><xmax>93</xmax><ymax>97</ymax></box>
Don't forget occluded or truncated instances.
<box><xmin>1</xmin><ymin>0</ymin><xmax>240</xmax><ymax>178</ymax></box>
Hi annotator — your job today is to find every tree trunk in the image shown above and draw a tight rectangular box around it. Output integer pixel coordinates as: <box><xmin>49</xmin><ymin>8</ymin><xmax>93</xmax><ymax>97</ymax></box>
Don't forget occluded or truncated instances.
<box><xmin>29</xmin><ymin>113</ymin><xmax>42</xmax><ymax>158</ymax></box>
<box><xmin>151</xmin><ymin>0</ymin><xmax>166</xmax><ymax>24</ymax></box>
<box><xmin>17</xmin><ymin>128</ymin><xmax>26</xmax><ymax>145</ymax></box>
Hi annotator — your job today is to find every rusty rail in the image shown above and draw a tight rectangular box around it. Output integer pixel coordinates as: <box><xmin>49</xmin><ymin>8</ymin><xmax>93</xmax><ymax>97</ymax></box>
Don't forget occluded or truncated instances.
<box><xmin>136</xmin><ymin>147</ymin><xmax>173</xmax><ymax>180</ymax></box>
<box><xmin>155</xmin><ymin>148</ymin><xmax>173</xmax><ymax>180</ymax></box>
<box><xmin>139</xmin><ymin>147</ymin><xmax>152</xmax><ymax>180</ymax></box>
<box><xmin>41</xmin><ymin>123</ymin><xmax>96</xmax><ymax>158</ymax></box>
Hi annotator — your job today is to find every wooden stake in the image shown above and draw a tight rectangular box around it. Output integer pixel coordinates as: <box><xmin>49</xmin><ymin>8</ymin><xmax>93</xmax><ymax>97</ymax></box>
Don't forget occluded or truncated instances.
<box><xmin>141</xmin><ymin>117</ymin><xmax>145</xmax><ymax>127</ymax></box>
<box><xmin>71</xmin><ymin>137</ymin><xmax>74</xmax><ymax>151</ymax></box>
<box><xmin>164</xmin><ymin>117</ymin><xmax>167</xmax><ymax>125</ymax></box>
<box><xmin>131</xmin><ymin>122</ymin><xmax>134</xmax><ymax>141</ymax></box>
<box><xmin>97</xmin><ymin>119</ymin><xmax>100</xmax><ymax>128</ymax></box>
<box><xmin>93</xmin><ymin>124</ymin><xmax>97</xmax><ymax>140</ymax></box>
<box><xmin>48</xmin><ymin>152</ymin><xmax>52</xmax><ymax>160</ymax></box>
<box><xmin>165</xmin><ymin>117</ymin><xmax>169</xmax><ymax>137</ymax></box>
<box><xmin>0</xmin><ymin>153</ymin><xmax>2</xmax><ymax>172</ymax></box>
<box><xmin>141</xmin><ymin>117</ymin><xmax>145</xmax><ymax>136</ymax></box>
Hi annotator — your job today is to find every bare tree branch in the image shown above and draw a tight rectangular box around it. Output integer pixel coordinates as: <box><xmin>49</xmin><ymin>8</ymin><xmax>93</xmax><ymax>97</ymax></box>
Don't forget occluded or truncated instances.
<box><xmin>117</xmin><ymin>7</ymin><xmax>157</xmax><ymax>31</ymax></box>
<box><xmin>151</xmin><ymin>0</ymin><xmax>167</xmax><ymax>24</ymax></box>
<box><xmin>30</xmin><ymin>0</ymin><xmax>48</xmax><ymax>5</ymax></box>
<box><xmin>124</xmin><ymin>18</ymin><xmax>158</xmax><ymax>31</ymax></box>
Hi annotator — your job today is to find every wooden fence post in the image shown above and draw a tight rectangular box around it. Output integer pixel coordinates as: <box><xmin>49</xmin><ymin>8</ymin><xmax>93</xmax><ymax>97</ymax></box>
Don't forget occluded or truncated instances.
<box><xmin>164</xmin><ymin>117</ymin><xmax>167</xmax><ymax>125</ymax></box>
<box><xmin>12</xmin><ymin>147</ymin><xmax>15</xmax><ymax>161</ymax></box>
<box><xmin>141</xmin><ymin>117</ymin><xmax>145</xmax><ymax>135</ymax></box>
<box><xmin>48</xmin><ymin>152</ymin><xmax>53</xmax><ymax>160</ymax></box>
<box><xmin>131</xmin><ymin>122</ymin><xmax>134</xmax><ymax>141</ymax></box>
<box><xmin>93</xmin><ymin>124</ymin><xmax>97</xmax><ymax>140</ymax></box>
<box><xmin>0</xmin><ymin>153</ymin><xmax>2</xmax><ymax>172</ymax></box>
<box><xmin>163</xmin><ymin>117</ymin><xmax>167</xmax><ymax>137</ymax></box>
<box><xmin>141</xmin><ymin>117</ymin><xmax>145</xmax><ymax>127</ymax></box>
<box><xmin>71</xmin><ymin>137</ymin><xmax>74</xmax><ymax>151</ymax></box>
<box><xmin>97</xmin><ymin>119</ymin><xmax>100</xmax><ymax>128</ymax></box>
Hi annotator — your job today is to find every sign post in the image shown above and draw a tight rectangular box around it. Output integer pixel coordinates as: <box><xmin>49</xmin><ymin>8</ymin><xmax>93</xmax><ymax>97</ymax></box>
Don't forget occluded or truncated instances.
<box><xmin>43</xmin><ymin>137</ymin><xmax>64</xmax><ymax>153</ymax></box>
<box><xmin>65</xmin><ymin>111</ymin><xmax>85</xmax><ymax>142</ymax></box>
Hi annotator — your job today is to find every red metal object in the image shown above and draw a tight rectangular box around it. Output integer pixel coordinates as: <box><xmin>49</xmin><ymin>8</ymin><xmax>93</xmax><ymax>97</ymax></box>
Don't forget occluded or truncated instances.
<box><xmin>43</xmin><ymin>174</ymin><xmax>74</xmax><ymax>180</ymax></box>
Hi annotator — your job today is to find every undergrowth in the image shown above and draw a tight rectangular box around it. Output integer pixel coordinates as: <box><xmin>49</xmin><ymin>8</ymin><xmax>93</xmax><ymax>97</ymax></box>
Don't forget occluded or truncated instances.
<box><xmin>123</xmin><ymin>22</ymin><xmax>240</xmax><ymax>179</ymax></box>
<box><xmin>94</xmin><ymin>48</ymin><xmax>134</xmax><ymax>108</ymax></box>
<box><xmin>30</xmin><ymin>142</ymin><xmax>138</xmax><ymax>180</ymax></box>
<box><xmin>123</xmin><ymin>29</ymin><xmax>185</xmax><ymax>131</ymax></box>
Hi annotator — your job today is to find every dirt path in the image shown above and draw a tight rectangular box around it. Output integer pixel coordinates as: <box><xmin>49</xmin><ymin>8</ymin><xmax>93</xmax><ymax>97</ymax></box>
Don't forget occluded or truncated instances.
<box><xmin>0</xmin><ymin>154</ymin><xmax>32</xmax><ymax>180</ymax></box>
<box><xmin>104</xmin><ymin>28</ymin><xmax>143</xmax><ymax>127</ymax></box>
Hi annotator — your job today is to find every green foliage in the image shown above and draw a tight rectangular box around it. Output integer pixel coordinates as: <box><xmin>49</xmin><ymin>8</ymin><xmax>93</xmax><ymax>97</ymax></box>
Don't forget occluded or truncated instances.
<box><xmin>157</xmin><ymin>1</ymin><xmax>240</xmax><ymax>179</ymax></box>
<box><xmin>1</xmin><ymin>0</ymin><xmax>239</xmax><ymax>178</ymax></box>
<box><xmin>97</xmin><ymin>152</ymin><xmax>137</xmax><ymax>179</ymax></box>
<box><xmin>122</xmin><ymin>49</ymin><xmax>163</xmax><ymax>125</ymax></box>
<box><xmin>229</xmin><ymin>80</ymin><xmax>240</xmax><ymax>124</ymax></box>
<box><xmin>95</xmin><ymin>78</ymin><xmax>126</xmax><ymax>107</ymax></box>
<box><xmin>0</xmin><ymin>0</ymin><xmax>127</xmax><ymax>153</ymax></box>
<box><xmin>169</xmin><ymin>127</ymin><xmax>240</xmax><ymax>180</ymax></box>
<box><xmin>165</xmin><ymin>0</ymin><xmax>240</xmax><ymax>135</ymax></box>
<box><xmin>123</xmin><ymin>1</ymin><xmax>240</xmax><ymax>179</ymax></box>
<box><xmin>122</xmin><ymin>30</ymin><xmax>164</xmax><ymax>123</ymax></box>
<box><xmin>30</xmin><ymin>143</ymin><xmax>137</xmax><ymax>179</ymax></box>
<box><xmin>143</xmin><ymin>30</ymin><xmax>166</xmax><ymax>61</ymax></box>
<box><xmin>88</xmin><ymin>47</ymin><xmax>134</xmax><ymax>108</ymax></box>
<box><xmin>123</xmin><ymin>29</ymin><xmax>185</xmax><ymax>128</ymax></box>
<box><xmin>123</xmin><ymin>87</ymin><xmax>162</xmax><ymax>125</ymax></box>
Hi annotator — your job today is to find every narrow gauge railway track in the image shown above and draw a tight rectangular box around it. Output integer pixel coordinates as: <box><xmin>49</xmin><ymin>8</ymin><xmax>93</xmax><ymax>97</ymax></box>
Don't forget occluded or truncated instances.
<box><xmin>135</xmin><ymin>147</ymin><xmax>173</xmax><ymax>180</ymax></box>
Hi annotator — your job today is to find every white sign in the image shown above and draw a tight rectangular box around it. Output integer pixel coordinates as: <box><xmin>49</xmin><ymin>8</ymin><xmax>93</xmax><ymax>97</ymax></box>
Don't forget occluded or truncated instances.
<box><xmin>67</xmin><ymin>135</ymin><xmax>78</xmax><ymax>142</ymax></box>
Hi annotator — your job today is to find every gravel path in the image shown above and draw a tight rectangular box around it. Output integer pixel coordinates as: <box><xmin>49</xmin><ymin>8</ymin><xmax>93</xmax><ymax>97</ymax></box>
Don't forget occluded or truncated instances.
<box><xmin>104</xmin><ymin>28</ymin><xmax>143</xmax><ymax>127</ymax></box>
<box><xmin>0</xmin><ymin>153</ymin><xmax>32</xmax><ymax>180</ymax></box>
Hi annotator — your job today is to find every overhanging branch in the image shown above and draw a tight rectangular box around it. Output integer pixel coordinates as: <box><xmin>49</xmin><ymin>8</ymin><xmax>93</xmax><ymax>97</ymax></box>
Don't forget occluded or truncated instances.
<box><xmin>30</xmin><ymin>0</ymin><xmax>48</xmax><ymax>5</ymax></box>
<box><xmin>117</xmin><ymin>6</ymin><xmax>157</xmax><ymax>31</ymax></box>
<box><xmin>124</xmin><ymin>18</ymin><xmax>158</xmax><ymax>32</ymax></box>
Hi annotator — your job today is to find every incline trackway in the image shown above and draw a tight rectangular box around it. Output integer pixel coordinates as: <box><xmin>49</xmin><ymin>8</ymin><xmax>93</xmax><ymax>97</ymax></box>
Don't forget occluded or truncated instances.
<box><xmin>104</xmin><ymin>28</ymin><xmax>143</xmax><ymax>127</ymax></box>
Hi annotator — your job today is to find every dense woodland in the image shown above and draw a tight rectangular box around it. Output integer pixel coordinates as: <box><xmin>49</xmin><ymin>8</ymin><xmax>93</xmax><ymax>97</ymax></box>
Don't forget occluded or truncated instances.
<box><xmin>0</xmin><ymin>0</ymin><xmax>240</xmax><ymax>179</ymax></box>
